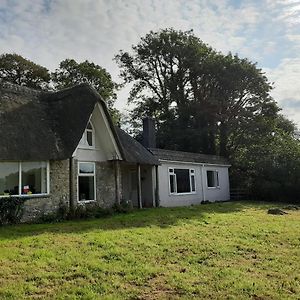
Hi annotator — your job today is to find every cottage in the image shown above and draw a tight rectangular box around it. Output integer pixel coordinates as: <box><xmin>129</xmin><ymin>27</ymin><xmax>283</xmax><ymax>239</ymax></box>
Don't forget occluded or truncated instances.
<box><xmin>0</xmin><ymin>82</ymin><xmax>230</xmax><ymax>222</ymax></box>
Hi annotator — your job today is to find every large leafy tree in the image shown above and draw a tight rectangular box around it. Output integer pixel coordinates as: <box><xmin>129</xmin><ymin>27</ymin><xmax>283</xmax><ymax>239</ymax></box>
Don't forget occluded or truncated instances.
<box><xmin>231</xmin><ymin>114</ymin><xmax>300</xmax><ymax>201</ymax></box>
<box><xmin>115</xmin><ymin>29</ymin><xmax>278</xmax><ymax>156</ymax></box>
<box><xmin>52</xmin><ymin>59</ymin><xmax>118</xmax><ymax>109</ymax></box>
<box><xmin>116</xmin><ymin>28</ymin><xmax>300</xmax><ymax>201</ymax></box>
<box><xmin>116</xmin><ymin>29</ymin><xmax>215</xmax><ymax>152</ymax></box>
<box><xmin>0</xmin><ymin>53</ymin><xmax>50</xmax><ymax>89</ymax></box>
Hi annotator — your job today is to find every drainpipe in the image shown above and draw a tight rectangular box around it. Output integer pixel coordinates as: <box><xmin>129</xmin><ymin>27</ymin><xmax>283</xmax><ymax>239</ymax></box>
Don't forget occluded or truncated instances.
<box><xmin>155</xmin><ymin>165</ymin><xmax>159</xmax><ymax>207</ymax></box>
<box><xmin>200</xmin><ymin>164</ymin><xmax>206</xmax><ymax>202</ymax></box>
<box><xmin>137</xmin><ymin>164</ymin><xmax>142</xmax><ymax>209</ymax></box>
<box><xmin>69</xmin><ymin>157</ymin><xmax>74</xmax><ymax>214</ymax></box>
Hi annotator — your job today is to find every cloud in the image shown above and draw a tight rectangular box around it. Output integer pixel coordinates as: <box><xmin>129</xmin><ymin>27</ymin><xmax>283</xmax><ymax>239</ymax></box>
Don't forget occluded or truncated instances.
<box><xmin>265</xmin><ymin>58</ymin><xmax>300</xmax><ymax>125</ymax></box>
<box><xmin>0</xmin><ymin>0</ymin><xmax>299</xmax><ymax>126</ymax></box>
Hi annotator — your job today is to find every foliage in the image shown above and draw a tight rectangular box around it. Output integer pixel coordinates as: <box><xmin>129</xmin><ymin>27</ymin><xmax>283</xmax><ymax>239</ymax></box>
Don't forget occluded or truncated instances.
<box><xmin>52</xmin><ymin>58</ymin><xmax>118</xmax><ymax>109</ymax></box>
<box><xmin>0</xmin><ymin>53</ymin><xmax>50</xmax><ymax>89</ymax></box>
<box><xmin>231</xmin><ymin>116</ymin><xmax>300</xmax><ymax>202</ymax></box>
<box><xmin>116</xmin><ymin>28</ymin><xmax>300</xmax><ymax>202</ymax></box>
<box><xmin>39</xmin><ymin>201</ymin><xmax>69</xmax><ymax>223</ymax></box>
<box><xmin>0</xmin><ymin>202</ymin><xmax>299</xmax><ymax>299</ymax></box>
<box><xmin>0</xmin><ymin>197</ymin><xmax>26</xmax><ymax>225</ymax></box>
<box><xmin>115</xmin><ymin>28</ymin><xmax>277</xmax><ymax>156</ymax></box>
<box><xmin>113</xmin><ymin>199</ymin><xmax>133</xmax><ymax>213</ymax></box>
<box><xmin>69</xmin><ymin>203</ymin><xmax>114</xmax><ymax>220</ymax></box>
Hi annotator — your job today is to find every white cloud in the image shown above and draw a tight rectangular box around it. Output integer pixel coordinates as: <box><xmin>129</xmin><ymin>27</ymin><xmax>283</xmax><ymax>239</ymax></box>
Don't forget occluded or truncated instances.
<box><xmin>265</xmin><ymin>58</ymin><xmax>300</xmax><ymax>126</ymax></box>
<box><xmin>0</xmin><ymin>0</ymin><xmax>299</xmax><ymax>126</ymax></box>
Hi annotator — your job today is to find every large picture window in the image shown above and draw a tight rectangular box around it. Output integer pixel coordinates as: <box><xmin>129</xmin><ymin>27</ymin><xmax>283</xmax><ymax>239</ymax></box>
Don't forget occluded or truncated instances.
<box><xmin>207</xmin><ymin>170</ymin><xmax>219</xmax><ymax>188</ymax></box>
<box><xmin>0</xmin><ymin>161</ymin><xmax>49</xmax><ymax>196</ymax></box>
<box><xmin>78</xmin><ymin>162</ymin><xmax>96</xmax><ymax>201</ymax></box>
<box><xmin>169</xmin><ymin>168</ymin><xmax>196</xmax><ymax>194</ymax></box>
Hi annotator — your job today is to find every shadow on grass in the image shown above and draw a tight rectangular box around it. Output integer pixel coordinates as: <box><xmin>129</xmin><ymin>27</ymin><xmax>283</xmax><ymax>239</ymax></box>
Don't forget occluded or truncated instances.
<box><xmin>0</xmin><ymin>201</ymin><xmax>269</xmax><ymax>240</ymax></box>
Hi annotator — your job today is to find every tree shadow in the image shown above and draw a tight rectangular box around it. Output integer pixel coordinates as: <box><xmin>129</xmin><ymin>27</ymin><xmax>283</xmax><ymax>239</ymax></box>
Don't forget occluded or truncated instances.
<box><xmin>0</xmin><ymin>201</ymin><xmax>266</xmax><ymax>241</ymax></box>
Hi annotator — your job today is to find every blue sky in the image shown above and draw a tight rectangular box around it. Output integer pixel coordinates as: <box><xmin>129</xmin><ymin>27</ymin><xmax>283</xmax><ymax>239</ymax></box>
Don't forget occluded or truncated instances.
<box><xmin>0</xmin><ymin>0</ymin><xmax>300</xmax><ymax>126</ymax></box>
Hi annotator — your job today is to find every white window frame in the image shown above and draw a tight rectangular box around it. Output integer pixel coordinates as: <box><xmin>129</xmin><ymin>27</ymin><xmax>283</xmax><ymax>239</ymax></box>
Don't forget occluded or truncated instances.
<box><xmin>206</xmin><ymin>170</ymin><xmax>220</xmax><ymax>189</ymax></box>
<box><xmin>168</xmin><ymin>167</ymin><xmax>196</xmax><ymax>195</ymax></box>
<box><xmin>79</xmin><ymin>121</ymin><xmax>95</xmax><ymax>149</ymax></box>
<box><xmin>0</xmin><ymin>161</ymin><xmax>50</xmax><ymax>198</ymax></box>
<box><xmin>77</xmin><ymin>161</ymin><xmax>96</xmax><ymax>203</ymax></box>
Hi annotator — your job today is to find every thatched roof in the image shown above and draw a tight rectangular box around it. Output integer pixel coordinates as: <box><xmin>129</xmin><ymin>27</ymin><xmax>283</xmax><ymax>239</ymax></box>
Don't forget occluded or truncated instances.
<box><xmin>149</xmin><ymin>148</ymin><xmax>230</xmax><ymax>165</ymax></box>
<box><xmin>0</xmin><ymin>82</ymin><xmax>120</xmax><ymax>161</ymax></box>
<box><xmin>0</xmin><ymin>81</ymin><xmax>160</xmax><ymax>165</ymax></box>
<box><xmin>0</xmin><ymin>81</ymin><xmax>228</xmax><ymax>167</ymax></box>
<box><xmin>115</xmin><ymin>127</ymin><xmax>159</xmax><ymax>165</ymax></box>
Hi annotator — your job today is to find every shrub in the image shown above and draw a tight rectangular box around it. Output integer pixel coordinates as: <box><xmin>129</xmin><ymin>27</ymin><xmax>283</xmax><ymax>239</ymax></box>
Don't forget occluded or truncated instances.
<box><xmin>0</xmin><ymin>197</ymin><xmax>27</xmax><ymax>225</ymax></box>
<box><xmin>113</xmin><ymin>199</ymin><xmax>133</xmax><ymax>213</ymax></box>
<box><xmin>39</xmin><ymin>201</ymin><xmax>70</xmax><ymax>223</ymax></box>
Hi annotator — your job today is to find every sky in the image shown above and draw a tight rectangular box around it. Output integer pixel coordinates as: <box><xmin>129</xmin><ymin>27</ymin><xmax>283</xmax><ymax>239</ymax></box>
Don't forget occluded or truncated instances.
<box><xmin>0</xmin><ymin>0</ymin><xmax>300</xmax><ymax>127</ymax></box>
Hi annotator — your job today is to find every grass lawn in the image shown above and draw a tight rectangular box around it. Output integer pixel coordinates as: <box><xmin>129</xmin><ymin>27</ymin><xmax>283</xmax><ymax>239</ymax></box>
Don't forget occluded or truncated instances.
<box><xmin>0</xmin><ymin>201</ymin><xmax>299</xmax><ymax>299</ymax></box>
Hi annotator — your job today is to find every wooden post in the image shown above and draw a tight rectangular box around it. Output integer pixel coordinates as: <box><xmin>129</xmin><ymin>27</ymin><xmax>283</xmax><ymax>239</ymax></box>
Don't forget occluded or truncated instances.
<box><xmin>137</xmin><ymin>164</ymin><xmax>142</xmax><ymax>209</ymax></box>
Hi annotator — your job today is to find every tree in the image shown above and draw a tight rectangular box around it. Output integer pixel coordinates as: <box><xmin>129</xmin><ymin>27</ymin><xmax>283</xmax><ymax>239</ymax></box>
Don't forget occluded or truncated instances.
<box><xmin>231</xmin><ymin>114</ymin><xmax>300</xmax><ymax>202</ymax></box>
<box><xmin>115</xmin><ymin>29</ymin><xmax>277</xmax><ymax>156</ymax></box>
<box><xmin>0</xmin><ymin>53</ymin><xmax>50</xmax><ymax>89</ymax></box>
<box><xmin>116</xmin><ymin>28</ymin><xmax>300</xmax><ymax>202</ymax></box>
<box><xmin>52</xmin><ymin>59</ymin><xmax>118</xmax><ymax>109</ymax></box>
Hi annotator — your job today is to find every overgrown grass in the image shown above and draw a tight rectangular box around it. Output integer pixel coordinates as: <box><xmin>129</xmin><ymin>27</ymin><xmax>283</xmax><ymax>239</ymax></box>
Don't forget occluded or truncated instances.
<box><xmin>0</xmin><ymin>201</ymin><xmax>299</xmax><ymax>299</ymax></box>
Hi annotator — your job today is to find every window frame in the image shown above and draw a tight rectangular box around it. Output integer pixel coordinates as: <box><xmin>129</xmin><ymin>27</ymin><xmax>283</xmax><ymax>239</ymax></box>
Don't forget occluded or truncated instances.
<box><xmin>79</xmin><ymin>121</ymin><xmax>95</xmax><ymax>149</ymax></box>
<box><xmin>168</xmin><ymin>167</ymin><xmax>196</xmax><ymax>195</ymax></box>
<box><xmin>206</xmin><ymin>170</ymin><xmax>220</xmax><ymax>189</ymax></box>
<box><xmin>77</xmin><ymin>161</ymin><xmax>96</xmax><ymax>203</ymax></box>
<box><xmin>0</xmin><ymin>161</ymin><xmax>50</xmax><ymax>198</ymax></box>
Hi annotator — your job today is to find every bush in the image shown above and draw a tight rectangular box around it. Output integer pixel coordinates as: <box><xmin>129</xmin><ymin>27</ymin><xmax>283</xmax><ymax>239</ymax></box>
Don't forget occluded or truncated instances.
<box><xmin>0</xmin><ymin>197</ymin><xmax>27</xmax><ymax>225</ymax></box>
<box><xmin>39</xmin><ymin>201</ymin><xmax>69</xmax><ymax>223</ymax></box>
<box><xmin>113</xmin><ymin>199</ymin><xmax>133</xmax><ymax>213</ymax></box>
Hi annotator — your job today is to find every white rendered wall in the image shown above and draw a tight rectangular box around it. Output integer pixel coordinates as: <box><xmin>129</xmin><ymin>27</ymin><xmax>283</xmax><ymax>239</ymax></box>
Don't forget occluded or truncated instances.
<box><xmin>74</xmin><ymin>104</ymin><xmax>121</xmax><ymax>162</ymax></box>
<box><xmin>203</xmin><ymin>166</ymin><xmax>230</xmax><ymax>202</ymax></box>
<box><xmin>157</xmin><ymin>161</ymin><xmax>230</xmax><ymax>207</ymax></box>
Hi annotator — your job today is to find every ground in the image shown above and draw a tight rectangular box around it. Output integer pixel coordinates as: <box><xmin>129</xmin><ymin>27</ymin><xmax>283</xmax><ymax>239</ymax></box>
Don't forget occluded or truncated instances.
<box><xmin>0</xmin><ymin>201</ymin><xmax>299</xmax><ymax>300</ymax></box>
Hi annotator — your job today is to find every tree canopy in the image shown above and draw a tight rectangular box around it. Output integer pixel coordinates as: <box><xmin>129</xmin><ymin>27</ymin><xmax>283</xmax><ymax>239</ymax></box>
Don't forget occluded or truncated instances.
<box><xmin>52</xmin><ymin>59</ymin><xmax>118</xmax><ymax>109</ymax></box>
<box><xmin>116</xmin><ymin>28</ymin><xmax>300</xmax><ymax>201</ymax></box>
<box><xmin>0</xmin><ymin>53</ymin><xmax>50</xmax><ymax>89</ymax></box>
<box><xmin>115</xmin><ymin>29</ymin><xmax>279</xmax><ymax>156</ymax></box>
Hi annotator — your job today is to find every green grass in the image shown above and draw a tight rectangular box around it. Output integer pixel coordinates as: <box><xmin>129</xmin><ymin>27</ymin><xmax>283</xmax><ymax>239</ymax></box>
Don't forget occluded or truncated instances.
<box><xmin>0</xmin><ymin>201</ymin><xmax>299</xmax><ymax>299</ymax></box>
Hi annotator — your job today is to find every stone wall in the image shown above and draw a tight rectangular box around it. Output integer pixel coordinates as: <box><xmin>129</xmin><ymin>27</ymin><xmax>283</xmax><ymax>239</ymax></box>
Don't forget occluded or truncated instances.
<box><xmin>71</xmin><ymin>159</ymin><xmax>116</xmax><ymax>208</ymax></box>
<box><xmin>95</xmin><ymin>161</ymin><xmax>116</xmax><ymax>208</ymax></box>
<box><xmin>21</xmin><ymin>160</ymin><xmax>70</xmax><ymax>222</ymax></box>
<box><xmin>21</xmin><ymin>159</ymin><xmax>117</xmax><ymax>222</ymax></box>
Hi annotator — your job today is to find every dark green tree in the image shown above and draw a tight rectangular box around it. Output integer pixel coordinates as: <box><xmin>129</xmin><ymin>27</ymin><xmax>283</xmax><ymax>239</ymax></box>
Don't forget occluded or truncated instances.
<box><xmin>52</xmin><ymin>59</ymin><xmax>118</xmax><ymax>109</ymax></box>
<box><xmin>116</xmin><ymin>28</ymin><xmax>300</xmax><ymax>202</ymax></box>
<box><xmin>115</xmin><ymin>29</ymin><xmax>277</xmax><ymax>156</ymax></box>
<box><xmin>0</xmin><ymin>53</ymin><xmax>50</xmax><ymax>89</ymax></box>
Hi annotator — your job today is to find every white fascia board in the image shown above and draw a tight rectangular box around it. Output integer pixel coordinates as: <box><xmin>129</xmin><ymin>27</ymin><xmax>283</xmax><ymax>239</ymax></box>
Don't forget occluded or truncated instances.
<box><xmin>159</xmin><ymin>159</ymin><xmax>231</xmax><ymax>167</ymax></box>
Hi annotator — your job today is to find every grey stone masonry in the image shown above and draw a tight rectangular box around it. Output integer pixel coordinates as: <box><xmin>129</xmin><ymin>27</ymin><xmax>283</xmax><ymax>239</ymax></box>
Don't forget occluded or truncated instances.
<box><xmin>72</xmin><ymin>159</ymin><xmax>117</xmax><ymax>209</ymax></box>
<box><xmin>21</xmin><ymin>160</ymin><xmax>70</xmax><ymax>222</ymax></box>
<box><xmin>95</xmin><ymin>161</ymin><xmax>116</xmax><ymax>208</ymax></box>
<box><xmin>21</xmin><ymin>159</ymin><xmax>117</xmax><ymax>222</ymax></box>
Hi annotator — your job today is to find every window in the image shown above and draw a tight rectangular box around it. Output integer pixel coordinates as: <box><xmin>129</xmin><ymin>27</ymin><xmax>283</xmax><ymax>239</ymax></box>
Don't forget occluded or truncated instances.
<box><xmin>0</xmin><ymin>162</ymin><xmax>49</xmax><ymax>197</ymax></box>
<box><xmin>169</xmin><ymin>168</ymin><xmax>196</xmax><ymax>194</ymax></box>
<box><xmin>207</xmin><ymin>170</ymin><xmax>219</xmax><ymax>188</ymax></box>
<box><xmin>78</xmin><ymin>162</ymin><xmax>95</xmax><ymax>201</ymax></box>
<box><xmin>79</xmin><ymin>122</ymin><xmax>95</xmax><ymax>148</ymax></box>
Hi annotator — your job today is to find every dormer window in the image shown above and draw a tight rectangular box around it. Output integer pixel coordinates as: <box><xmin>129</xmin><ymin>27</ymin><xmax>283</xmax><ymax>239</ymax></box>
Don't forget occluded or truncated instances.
<box><xmin>80</xmin><ymin>122</ymin><xmax>95</xmax><ymax>148</ymax></box>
